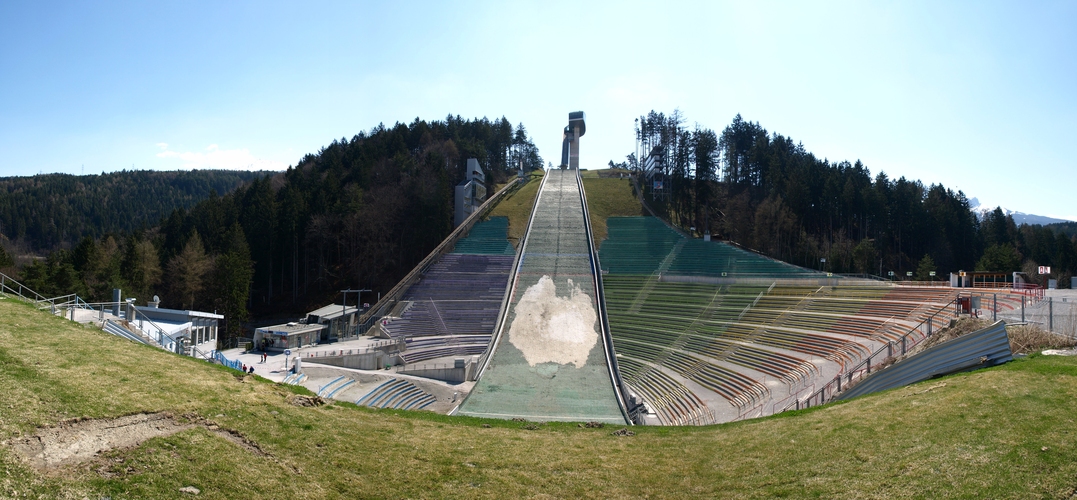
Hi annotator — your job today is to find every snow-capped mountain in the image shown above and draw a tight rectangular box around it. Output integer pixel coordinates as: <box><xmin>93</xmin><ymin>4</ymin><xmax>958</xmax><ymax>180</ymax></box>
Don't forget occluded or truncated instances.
<box><xmin>968</xmin><ymin>197</ymin><xmax>1073</xmax><ymax>226</ymax></box>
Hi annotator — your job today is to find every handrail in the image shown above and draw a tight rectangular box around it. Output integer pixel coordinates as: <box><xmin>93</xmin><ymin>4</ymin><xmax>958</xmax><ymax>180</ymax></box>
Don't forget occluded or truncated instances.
<box><xmin>212</xmin><ymin>350</ymin><xmax>243</xmax><ymax>371</ymax></box>
<box><xmin>190</xmin><ymin>345</ymin><xmax>213</xmax><ymax>360</ymax></box>
<box><xmin>0</xmin><ymin>272</ymin><xmax>49</xmax><ymax>303</ymax></box>
<box><xmin>300</xmin><ymin>340</ymin><xmax>401</xmax><ymax>358</ymax></box>
<box><xmin>135</xmin><ymin>310</ymin><xmax>183</xmax><ymax>351</ymax></box>
<box><xmin>576</xmin><ymin>168</ymin><xmax>632</xmax><ymax>425</ymax></box>
<box><xmin>779</xmin><ymin>292</ymin><xmax>960</xmax><ymax>413</ymax></box>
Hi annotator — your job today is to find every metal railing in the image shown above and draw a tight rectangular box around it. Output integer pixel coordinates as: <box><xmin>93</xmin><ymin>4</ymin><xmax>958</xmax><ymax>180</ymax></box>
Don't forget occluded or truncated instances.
<box><xmin>0</xmin><ymin>272</ymin><xmax>49</xmax><ymax>303</ymax></box>
<box><xmin>576</xmin><ymin>168</ymin><xmax>633</xmax><ymax>425</ymax></box>
<box><xmin>190</xmin><ymin>345</ymin><xmax>214</xmax><ymax>361</ymax></box>
<box><xmin>778</xmin><ymin>294</ymin><xmax>961</xmax><ymax>413</ymax></box>
<box><xmin>300</xmin><ymin>340</ymin><xmax>401</xmax><ymax>359</ymax></box>
<box><xmin>212</xmin><ymin>350</ymin><xmax>243</xmax><ymax>371</ymax></box>
<box><xmin>394</xmin><ymin>362</ymin><xmax>461</xmax><ymax>372</ymax></box>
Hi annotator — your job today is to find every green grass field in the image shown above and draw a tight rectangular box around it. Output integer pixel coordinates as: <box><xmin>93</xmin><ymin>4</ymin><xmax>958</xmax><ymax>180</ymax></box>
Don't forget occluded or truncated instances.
<box><xmin>488</xmin><ymin>170</ymin><xmax>544</xmax><ymax>248</ymax></box>
<box><xmin>581</xmin><ymin>176</ymin><xmax>644</xmax><ymax>246</ymax></box>
<box><xmin>3</xmin><ymin>296</ymin><xmax>1077</xmax><ymax>498</ymax></box>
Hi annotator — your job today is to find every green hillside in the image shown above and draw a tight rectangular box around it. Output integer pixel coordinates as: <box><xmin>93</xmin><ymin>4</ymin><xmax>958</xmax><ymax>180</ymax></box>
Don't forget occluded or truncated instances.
<box><xmin>2</xmin><ymin>297</ymin><xmax>1077</xmax><ymax>498</ymax></box>
<box><xmin>581</xmin><ymin>176</ymin><xmax>643</xmax><ymax>246</ymax></box>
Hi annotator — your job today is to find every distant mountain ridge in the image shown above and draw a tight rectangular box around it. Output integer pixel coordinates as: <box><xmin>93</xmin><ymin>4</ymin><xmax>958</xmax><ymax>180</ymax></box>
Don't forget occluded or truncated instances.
<box><xmin>968</xmin><ymin>197</ymin><xmax>1072</xmax><ymax>226</ymax></box>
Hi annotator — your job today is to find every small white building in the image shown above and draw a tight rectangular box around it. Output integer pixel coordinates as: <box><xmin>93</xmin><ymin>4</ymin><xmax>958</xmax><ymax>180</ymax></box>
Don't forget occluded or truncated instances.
<box><xmin>132</xmin><ymin>305</ymin><xmax>223</xmax><ymax>355</ymax></box>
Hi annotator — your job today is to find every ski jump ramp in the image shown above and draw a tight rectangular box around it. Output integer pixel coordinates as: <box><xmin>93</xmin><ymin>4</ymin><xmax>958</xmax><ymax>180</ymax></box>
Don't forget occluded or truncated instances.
<box><xmin>458</xmin><ymin>169</ymin><xmax>629</xmax><ymax>424</ymax></box>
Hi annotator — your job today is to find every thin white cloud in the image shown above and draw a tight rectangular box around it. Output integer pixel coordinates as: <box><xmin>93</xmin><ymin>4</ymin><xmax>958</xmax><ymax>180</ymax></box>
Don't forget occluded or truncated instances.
<box><xmin>155</xmin><ymin>143</ymin><xmax>286</xmax><ymax>171</ymax></box>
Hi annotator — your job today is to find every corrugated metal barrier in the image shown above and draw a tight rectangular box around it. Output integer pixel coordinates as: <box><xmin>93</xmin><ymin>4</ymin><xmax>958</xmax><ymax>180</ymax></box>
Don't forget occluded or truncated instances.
<box><xmin>836</xmin><ymin>320</ymin><xmax>1013</xmax><ymax>401</ymax></box>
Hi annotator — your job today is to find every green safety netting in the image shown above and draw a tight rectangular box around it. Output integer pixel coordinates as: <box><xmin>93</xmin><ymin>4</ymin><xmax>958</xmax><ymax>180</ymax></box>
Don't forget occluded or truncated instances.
<box><xmin>599</xmin><ymin>216</ymin><xmax>827</xmax><ymax>278</ymax></box>
<box><xmin>451</xmin><ymin>216</ymin><xmax>516</xmax><ymax>255</ymax></box>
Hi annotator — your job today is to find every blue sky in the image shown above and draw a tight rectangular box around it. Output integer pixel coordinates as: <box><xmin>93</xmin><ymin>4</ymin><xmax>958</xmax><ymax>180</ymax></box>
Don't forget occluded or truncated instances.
<box><xmin>2</xmin><ymin>1</ymin><xmax>1075</xmax><ymax>220</ymax></box>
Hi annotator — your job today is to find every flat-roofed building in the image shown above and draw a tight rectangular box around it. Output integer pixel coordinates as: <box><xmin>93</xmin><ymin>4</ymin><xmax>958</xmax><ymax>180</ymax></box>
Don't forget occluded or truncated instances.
<box><xmin>132</xmin><ymin>305</ymin><xmax>223</xmax><ymax>355</ymax></box>
<box><xmin>305</xmin><ymin>303</ymin><xmax>361</xmax><ymax>341</ymax></box>
<box><xmin>253</xmin><ymin>302</ymin><xmax>361</xmax><ymax>351</ymax></box>
<box><xmin>254</xmin><ymin>322</ymin><xmax>326</xmax><ymax>351</ymax></box>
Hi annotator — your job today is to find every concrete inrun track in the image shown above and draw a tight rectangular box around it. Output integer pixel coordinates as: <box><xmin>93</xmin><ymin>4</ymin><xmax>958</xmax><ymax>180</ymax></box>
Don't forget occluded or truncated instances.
<box><xmin>458</xmin><ymin>169</ymin><xmax>628</xmax><ymax>423</ymax></box>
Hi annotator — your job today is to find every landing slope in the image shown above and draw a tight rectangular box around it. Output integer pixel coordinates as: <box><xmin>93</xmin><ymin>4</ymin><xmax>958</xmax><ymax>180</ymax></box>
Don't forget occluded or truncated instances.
<box><xmin>459</xmin><ymin>169</ymin><xmax>625</xmax><ymax>423</ymax></box>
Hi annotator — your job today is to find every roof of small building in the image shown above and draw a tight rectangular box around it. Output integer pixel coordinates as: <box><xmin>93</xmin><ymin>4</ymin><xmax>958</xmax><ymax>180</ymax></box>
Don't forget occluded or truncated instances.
<box><xmin>135</xmin><ymin>305</ymin><xmax>224</xmax><ymax>321</ymax></box>
<box><xmin>256</xmin><ymin>322</ymin><xmax>326</xmax><ymax>336</ymax></box>
<box><xmin>306</xmin><ymin>304</ymin><xmax>359</xmax><ymax>321</ymax></box>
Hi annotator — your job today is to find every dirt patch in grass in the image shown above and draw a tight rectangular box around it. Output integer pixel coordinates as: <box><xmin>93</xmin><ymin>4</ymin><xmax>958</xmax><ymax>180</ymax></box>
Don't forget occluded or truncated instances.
<box><xmin>7</xmin><ymin>412</ymin><xmax>269</xmax><ymax>471</ymax></box>
<box><xmin>288</xmin><ymin>395</ymin><xmax>327</xmax><ymax>407</ymax></box>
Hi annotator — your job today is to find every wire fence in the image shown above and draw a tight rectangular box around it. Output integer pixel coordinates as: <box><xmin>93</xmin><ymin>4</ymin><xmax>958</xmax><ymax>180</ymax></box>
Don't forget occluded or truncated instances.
<box><xmin>998</xmin><ymin>295</ymin><xmax>1077</xmax><ymax>340</ymax></box>
<box><xmin>300</xmin><ymin>340</ymin><xmax>401</xmax><ymax>359</ymax></box>
<box><xmin>776</xmin><ymin>288</ymin><xmax>1074</xmax><ymax>413</ymax></box>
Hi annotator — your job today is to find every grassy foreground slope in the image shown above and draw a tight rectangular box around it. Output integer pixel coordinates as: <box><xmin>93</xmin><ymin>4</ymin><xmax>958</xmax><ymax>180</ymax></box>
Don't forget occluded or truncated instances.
<box><xmin>3</xmin><ymin>300</ymin><xmax>1077</xmax><ymax>498</ymax></box>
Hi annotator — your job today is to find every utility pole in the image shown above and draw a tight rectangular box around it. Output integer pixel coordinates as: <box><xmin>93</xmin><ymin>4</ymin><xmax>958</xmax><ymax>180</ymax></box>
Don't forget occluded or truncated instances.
<box><xmin>340</xmin><ymin>288</ymin><xmax>371</xmax><ymax>338</ymax></box>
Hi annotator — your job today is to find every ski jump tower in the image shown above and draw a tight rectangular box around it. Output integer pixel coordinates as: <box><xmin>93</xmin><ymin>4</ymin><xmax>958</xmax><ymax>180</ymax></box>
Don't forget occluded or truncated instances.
<box><xmin>559</xmin><ymin>111</ymin><xmax>586</xmax><ymax>169</ymax></box>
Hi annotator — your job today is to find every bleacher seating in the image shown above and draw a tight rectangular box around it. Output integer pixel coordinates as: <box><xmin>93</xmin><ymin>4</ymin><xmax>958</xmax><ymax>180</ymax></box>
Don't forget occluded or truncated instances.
<box><xmin>617</xmin><ymin>357</ymin><xmax>713</xmax><ymax>426</ymax></box>
<box><xmin>356</xmin><ymin>378</ymin><xmax>437</xmax><ymax>410</ymax></box>
<box><xmin>379</xmin><ymin>219</ymin><xmax>515</xmax><ymax>369</ymax></box>
<box><xmin>597</xmin><ymin>217</ymin><xmax>957</xmax><ymax>418</ymax></box>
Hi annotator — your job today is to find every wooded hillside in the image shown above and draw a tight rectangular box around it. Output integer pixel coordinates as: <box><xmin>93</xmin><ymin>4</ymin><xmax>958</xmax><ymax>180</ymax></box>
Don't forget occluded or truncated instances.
<box><xmin>2</xmin><ymin>116</ymin><xmax>541</xmax><ymax>340</ymax></box>
<box><xmin>0</xmin><ymin>170</ymin><xmax>268</xmax><ymax>253</ymax></box>
<box><xmin>621</xmin><ymin>111</ymin><xmax>1077</xmax><ymax>286</ymax></box>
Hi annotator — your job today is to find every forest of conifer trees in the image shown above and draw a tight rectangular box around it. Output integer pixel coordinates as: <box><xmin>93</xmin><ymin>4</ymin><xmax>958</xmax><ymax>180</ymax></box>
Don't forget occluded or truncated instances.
<box><xmin>0</xmin><ymin>116</ymin><xmax>541</xmax><ymax>341</ymax></box>
<box><xmin>622</xmin><ymin>111</ymin><xmax>1077</xmax><ymax>286</ymax></box>
<box><xmin>2</xmin><ymin>112</ymin><xmax>1073</xmax><ymax>343</ymax></box>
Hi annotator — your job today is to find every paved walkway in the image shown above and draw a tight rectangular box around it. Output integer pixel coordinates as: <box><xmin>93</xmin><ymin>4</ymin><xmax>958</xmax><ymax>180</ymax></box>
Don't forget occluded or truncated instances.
<box><xmin>216</xmin><ymin>335</ymin><xmax>392</xmax><ymax>383</ymax></box>
<box><xmin>458</xmin><ymin>169</ymin><xmax>626</xmax><ymax>423</ymax></box>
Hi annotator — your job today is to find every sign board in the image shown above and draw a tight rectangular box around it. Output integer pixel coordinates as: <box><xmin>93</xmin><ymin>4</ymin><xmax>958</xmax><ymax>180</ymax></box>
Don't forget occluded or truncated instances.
<box><xmin>1039</xmin><ymin>266</ymin><xmax>1052</xmax><ymax>275</ymax></box>
<box><xmin>888</xmin><ymin>271</ymin><xmax>895</xmax><ymax>276</ymax></box>
<box><xmin>653</xmin><ymin>180</ymin><xmax>664</xmax><ymax>190</ymax></box>
<box><xmin>906</xmin><ymin>271</ymin><xmax>913</xmax><ymax>277</ymax></box>
<box><xmin>929</xmin><ymin>271</ymin><xmax>936</xmax><ymax>276</ymax></box>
